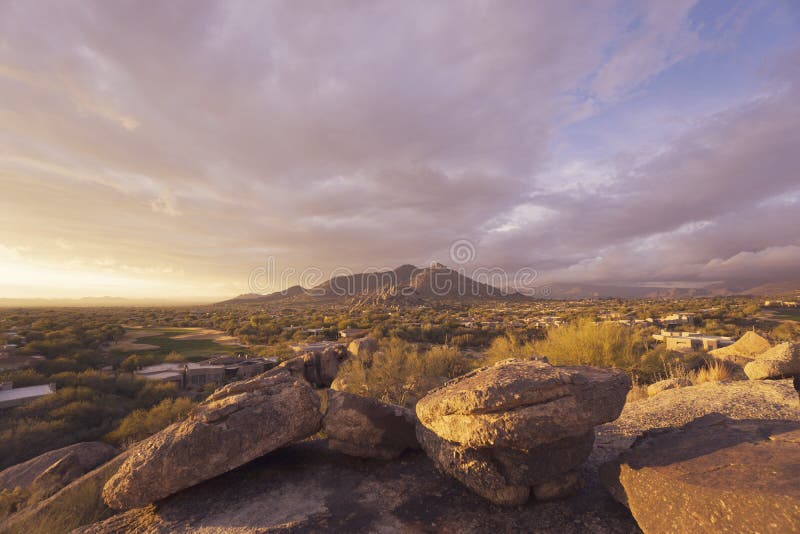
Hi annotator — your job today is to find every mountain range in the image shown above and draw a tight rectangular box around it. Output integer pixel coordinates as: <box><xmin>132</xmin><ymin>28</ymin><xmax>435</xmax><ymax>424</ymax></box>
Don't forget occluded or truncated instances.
<box><xmin>220</xmin><ymin>264</ymin><xmax>800</xmax><ymax>305</ymax></box>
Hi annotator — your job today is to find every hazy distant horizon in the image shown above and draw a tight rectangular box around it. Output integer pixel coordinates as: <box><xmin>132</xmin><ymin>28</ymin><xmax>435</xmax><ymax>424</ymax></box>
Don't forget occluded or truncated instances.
<box><xmin>2</xmin><ymin>1</ymin><xmax>799</xmax><ymax>299</ymax></box>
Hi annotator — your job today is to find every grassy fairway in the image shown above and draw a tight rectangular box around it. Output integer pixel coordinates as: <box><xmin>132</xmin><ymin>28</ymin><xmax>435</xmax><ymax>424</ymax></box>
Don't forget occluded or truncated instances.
<box><xmin>113</xmin><ymin>328</ymin><xmax>243</xmax><ymax>360</ymax></box>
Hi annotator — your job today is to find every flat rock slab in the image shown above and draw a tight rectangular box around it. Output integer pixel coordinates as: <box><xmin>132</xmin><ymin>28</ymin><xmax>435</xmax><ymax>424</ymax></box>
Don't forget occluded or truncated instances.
<box><xmin>78</xmin><ymin>440</ymin><xmax>639</xmax><ymax>534</ymax></box>
<box><xmin>602</xmin><ymin>414</ymin><xmax>800</xmax><ymax>533</ymax></box>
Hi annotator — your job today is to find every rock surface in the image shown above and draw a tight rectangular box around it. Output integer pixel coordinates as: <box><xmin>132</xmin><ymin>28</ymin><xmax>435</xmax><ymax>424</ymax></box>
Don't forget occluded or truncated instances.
<box><xmin>347</xmin><ymin>337</ymin><xmax>377</xmax><ymax>359</ymax></box>
<box><xmin>744</xmin><ymin>342</ymin><xmax>800</xmax><ymax>380</ymax></box>
<box><xmin>415</xmin><ymin>359</ymin><xmax>630</xmax><ymax>505</ymax></box>
<box><xmin>2</xmin><ymin>452</ymin><xmax>129</xmax><ymax>534</ymax></box>
<box><xmin>323</xmin><ymin>390</ymin><xmax>418</xmax><ymax>460</ymax></box>
<box><xmin>595</xmin><ymin>378</ymin><xmax>800</xmax><ymax>466</ymax></box>
<box><xmin>0</xmin><ymin>442</ymin><xmax>117</xmax><ymax>499</ymax></box>
<box><xmin>280</xmin><ymin>344</ymin><xmax>348</xmax><ymax>387</ymax></box>
<box><xmin>77</xmin><ymin>440</ymin><xmax>638</xmax><ymax>534</ymax></box>
<box><xmin>646</xmin><ymin>377</ymin><xmax>691</xmax><ymax>397</ymax></box>
<box><xmin>709</xmin><ymin>330</ymin><xmax>771</xmax><ymax>366</ymax></box>
<box><xmin>601</xmin><ymin>414</ymin><xmax>800</xmax><ymax>533</ymax></box>
<box><xmin>102</xmin><ymin>366</ymin><xmax>322</xmax><ymax>510</ymax></box>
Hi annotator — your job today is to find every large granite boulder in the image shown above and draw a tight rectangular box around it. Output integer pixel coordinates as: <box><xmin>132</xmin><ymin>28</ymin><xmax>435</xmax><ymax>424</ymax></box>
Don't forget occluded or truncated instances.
<box><xmin>601</xmin><ymin>413</ymin><xmax>800</xmax><ymax>533</ymax></box>
<box><xmin>347</xmin><ymin>337</ymin><xmax>377</xmax><ymax>359</ymax></box>
<box><xmin>646</xmin><ymin>377</ymin><xmax>691</xmax><ymax>397</ymax></box>
<box><xmin>102</xmin><ymin>367</ymin><xmax>322</xmax><ymax>510</ymax></box>
<box><xmin>0</xmin><ymin>442</ymin><xmax>117</xmax><ymax>499</ymax></box>
<box><xmin>709</xmin><ymin>331</ymin><xmax>771</xmax><ymax>367</ymax></box>
<box><xmin>323</xmin><ymin>390</ymin><xmax>419</xmax><ymax>459</ymax></box>
<box><xmin>744</xmin><ymin>342</ymin><xmax>800</xmax><ymax>380</ymax></box>
<box><xmin>415</xmin><ymin>359</ymin><xmax>629</xmax><ymax>506</ymax></box>
<box><xmin>280</xmin><ymin>344</ymin><xmax>348</xmax><ymax>387</ymax></box>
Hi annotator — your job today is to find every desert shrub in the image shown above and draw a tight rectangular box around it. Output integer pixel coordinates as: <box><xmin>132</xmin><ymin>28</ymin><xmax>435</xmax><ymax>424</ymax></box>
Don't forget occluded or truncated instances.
<box><xmin>532</xmin><ymin>319</ymin><xmax>639</xmax><ymax>369</ymax></box>
<box><xmin>0</xmin><ymin>368</ymin><xmax>47</xmax><ymax>387</ymax></box>
<box><xmin>119</xmin><ymin>353</ymin><xmax>160</xmax><ymax>372</ymax></box>
<box><xmin>106</xmin><ymin>397</ymin><xmax>195</xmax><ymax>447</ymax></box>
<box><xmin>626</xmin><ymin>376</ymin><xmax>649</xmax><ymax>403</ymax></box>
<box><xmin>772</xmin><ymin>321</ymin><xmax>800</xmax><ymax>342</ymax></box>
<box><xmin>164</xmin><ymin>350</ymin><xmax>186</xmax><ymax>362</ymax></box>
<box><xmin>694</xmin><ymin>361</ymin><xmax>733</xmax><ymax>384</ymax></box>
<box><xmin>335</xmin><ymin>337</ymin><xmax>472</xmax><ymax>407</ymax></box>
<box><xmin>133</xmin><ymin>381</ymin><xmax>181</xmax><ymax>409</ymax></box>
<box><xmin>0</xmin><ymin>487</ymin><xmax>29</xmax><ymax>520</ymax></box>
<box><xmin>484</xmin><ymin>334</ymin><xmax>537</xmax><ymax>364</ymax></box>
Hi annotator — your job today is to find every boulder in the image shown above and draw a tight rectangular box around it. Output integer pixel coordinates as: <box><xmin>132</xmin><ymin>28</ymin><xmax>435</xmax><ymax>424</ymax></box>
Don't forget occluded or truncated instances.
<box><xmin>709</xmin><ymin>331</ymin><xmax>771</xmax><ymax>367</ymax></box>
<box><xmin>601</xmin><ymin>414</ymin><xmax>800</xmax><ymax>533</ymax></box>
<box><xmin>2</xmin><ymin>452</ymin><xmax>129</xmax><ymax>534</ymax></box>
<box><xmin>102</xmin><ymin>366</ymin><xmax>321</xmax><ymax>510</ymax></box>
<box><xmin>323</xmin><ymin>390</ymin><xmax>419</xmax><ymax>459</ymax></box>
<box><xmin>646</xmin><ymin>377</ymin><xmax>691</xmax><ymax>397</ymax></box>
<box><xmin>347</xmin><ymin>337</ymin><xmax>377</xmax><ymax>359</ymax></box>
<box><xmin>0</xmin><ymin>442</ymin><xmax>117</xmax><ymax>500</ymax></box>
<box><xmin>417</xmin><ymin>359</ymin><xmax>630</xmax><ymax>448</ymax></box>
<box><xmin>415</xmin><ymin>359</ymin><xmax>629</xmax><ymax>505</ymax></box>
<box><xmin>744</xmin><ymin>342</ymin><xmax>800</xmax><ymax>380</ymax></box>
<box><xmin>280</xmin><ymin>344</ymin><xmax>348</xmax><ymax>387</ymax></box>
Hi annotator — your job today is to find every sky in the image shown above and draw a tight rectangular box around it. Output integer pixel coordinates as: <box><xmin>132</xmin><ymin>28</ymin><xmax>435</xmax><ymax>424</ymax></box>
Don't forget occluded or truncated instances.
<box><xmin>1</xmin><ymin>0</ymin><xmax>799</xmax><ymax>300</ymax></box>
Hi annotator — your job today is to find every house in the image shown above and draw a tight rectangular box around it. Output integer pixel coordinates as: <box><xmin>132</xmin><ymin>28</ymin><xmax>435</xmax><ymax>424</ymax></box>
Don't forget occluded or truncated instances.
<box><xmin>660</xmin><ymin>313</ymin><xmax>696</xmax><ymax>329</ymax></box>
<box><xmin>135</xmin><ymin>362</ymin><xmax>226</xmax><ymax>389</ymax></box>
<box><xmin>203</xmin><ymin>355</ymin><xmax>279</xmax><ymax>379</ymax></box>
<box><xmin>0</xmin><ymin>382</ymin><xmax>56</xmax><ymax>409</ymax></box>
<box><xmin>652</xmin><ymin>330</ymin><xmax>734</xmax><ymax>352</ymax></box>
<box><xmin>338</xmin><ymin>328</ymin><xmax>369</xmax><ymax>339</ymax></box>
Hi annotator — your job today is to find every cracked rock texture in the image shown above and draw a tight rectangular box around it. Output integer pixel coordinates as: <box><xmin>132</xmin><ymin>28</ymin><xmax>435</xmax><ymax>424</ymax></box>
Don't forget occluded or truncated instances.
<box><xmin>101</xmin><ymin>366</ymin><xmax>321</xmax><ymax>510</ymax></box>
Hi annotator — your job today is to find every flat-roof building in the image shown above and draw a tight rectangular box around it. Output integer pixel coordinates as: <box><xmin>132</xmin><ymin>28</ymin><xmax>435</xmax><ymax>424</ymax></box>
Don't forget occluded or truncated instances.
<box><xmin>0</xmin><ymin>382</ymin><xmax>56</xmax><ymax>409</ymax></box>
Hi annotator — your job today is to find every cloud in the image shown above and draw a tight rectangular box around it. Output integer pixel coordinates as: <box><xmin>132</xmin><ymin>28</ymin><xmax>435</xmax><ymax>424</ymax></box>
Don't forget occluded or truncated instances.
<box><xmin>0</xmin><ymin>0</ymin><xmax>796</xmax><ymax>297</ymax></box>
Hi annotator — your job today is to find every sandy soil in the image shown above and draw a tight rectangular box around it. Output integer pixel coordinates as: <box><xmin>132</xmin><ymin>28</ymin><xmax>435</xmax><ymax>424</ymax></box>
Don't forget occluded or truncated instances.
<box><xmin>110</xmin><ymin>329</ymin><xmax>163</xmax><ymax>351</ymax></box>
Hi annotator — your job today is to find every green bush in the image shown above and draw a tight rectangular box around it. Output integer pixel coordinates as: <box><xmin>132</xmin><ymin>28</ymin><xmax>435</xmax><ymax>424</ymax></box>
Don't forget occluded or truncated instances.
<box><xmin>531</xmin><ymin>319</ymin><xmax>640</xmax><ymax>369</ymax></box>
<box><xmin>336</xmin><ymin>337</ymin><xmax>473</xmax><ymax>407</ymax></box>
<box><xmin>105</xmin><ymin>397</ymin><xmax>195</xmax><ymax>447</ymax></box>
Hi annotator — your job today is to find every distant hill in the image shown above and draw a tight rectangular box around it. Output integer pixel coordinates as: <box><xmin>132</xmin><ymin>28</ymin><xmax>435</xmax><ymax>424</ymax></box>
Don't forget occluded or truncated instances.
<box><xmin>220</xmin><ymin>266</ymin><xmax>800</xmax><ymax>305</ymax></box>
<box><xmin>218</xmin><ymin>264</ymin><xmax>520</xmax><ymax>307</ymax></box>
<box><xmin>737</xmin><ymin>280</ymin><xmax>800</xmax><ymax>298</ymax></box>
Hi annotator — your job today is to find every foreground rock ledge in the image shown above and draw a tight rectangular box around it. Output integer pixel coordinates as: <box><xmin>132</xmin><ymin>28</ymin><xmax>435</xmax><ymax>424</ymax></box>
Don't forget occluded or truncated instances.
<box><xmin>102</xmin><ymin>367</ymin><xmax>321</xmax><ymax>510</ymax></box>
<box><xmin>601</xmin><ymin>413</ymin><xmax>800</xmax><ymax>533</ymax></box>
<box><xmin>416</xmin><ymin>359</ymin><xmax>630</xmax><ymax>505</ymax></box>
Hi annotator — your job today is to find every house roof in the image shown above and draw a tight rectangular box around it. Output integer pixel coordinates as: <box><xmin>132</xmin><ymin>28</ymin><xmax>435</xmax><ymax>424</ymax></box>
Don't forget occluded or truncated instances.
<box><xmin>0</xmin><ymin>384</ymin><xmax>55</xmax><ymax>402</ymax></box>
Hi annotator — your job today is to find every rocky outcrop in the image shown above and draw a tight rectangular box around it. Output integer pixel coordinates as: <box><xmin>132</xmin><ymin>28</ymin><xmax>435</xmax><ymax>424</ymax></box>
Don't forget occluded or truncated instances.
<box><xmin>1</xmin><ymin>452</ymin><xmax>129</xmax><ymax>534</ymax></box>
<box><xmin>0</xmin><ymin>442</ymin><xmax>117</xmax><ymax>499</ymax></box>
<box><xmin>323</xmin><ymin>390</ymin><xmax>419</xmax><ymax>459</ymax></box>
<box><xmin>744</xmin><ymin>342</ymin><xmax>800</xmax><ymax>380</ymax></box>
<box><xmin>280</xmin><ymin>344</ymin><xmax>348</xmax><ymax>387</ymax></box>
<box><xmin>709</xmin><ymin>330</ymin><xmax>771</xmax><ymax>367</ymax></box>
<box><xmin>347</xmin><ymin>337</ymin><xmax>377</xmax><ymax>359</ymax></box>
<box><xmin>79</xmin><ymin>441</ymin><xmax>638</xmax><ymax>534</ymax></box>
<box><xmin>415</xmin><ymin>359</ymin><xmax>630</xmax><ymax>505</ymax></box>
<box><xmin>646</xmin><ymin>377</ymin><xmax>691</xmax><ymax>397</ymax></box>
<box><xmin>601</xmin><ymin>414</ymin><xmax>800</xmax><ymax>533</ymax></box>
<box><xmin>102</xmin><ymin>366</ymin><xmax>322</xmax><ymax>510</ymax></box>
